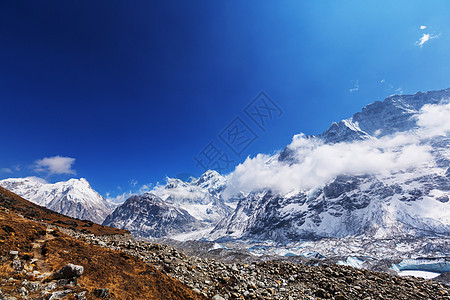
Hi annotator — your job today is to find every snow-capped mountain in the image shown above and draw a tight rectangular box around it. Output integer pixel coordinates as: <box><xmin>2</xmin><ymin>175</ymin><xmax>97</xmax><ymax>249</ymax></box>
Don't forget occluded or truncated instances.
<box><xmin>103</xmin><ymin>193</ymin><xmax>201</xmax><ymax>238</ymax></box>
<box><xmin>152</xmin><ymin>170</ymin><xmax>232</xmax><ymax>223</ymax></box>
<box><xmin>0</xmin><ymin>177</ymin><xmax>113</xmax><ymax>224</ymax></box>
<box><xmin>318</xmin><ymin>89</ymin><xmax>450</xmax><ymax>143</ymax></box>
<box><xmin>103</xmin><ymin>170</ymin><xmax>233</xmax><ymax>239</ymax></box>
<box><xmin>211</xmin><ymin>88</ymin><xmax>450</xmax><ymax>243</ymax></box>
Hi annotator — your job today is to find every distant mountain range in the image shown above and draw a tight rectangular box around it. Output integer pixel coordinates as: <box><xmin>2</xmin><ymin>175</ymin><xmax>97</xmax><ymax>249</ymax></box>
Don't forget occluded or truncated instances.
<box><xmin>2</xmin><ymin>89</ymin><xmax>450</xmax><ymax>252</ymax></box>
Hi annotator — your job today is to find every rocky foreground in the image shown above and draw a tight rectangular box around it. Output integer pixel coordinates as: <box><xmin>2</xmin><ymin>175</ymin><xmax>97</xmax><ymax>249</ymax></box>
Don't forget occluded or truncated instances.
<box><xmin>62</xmin><ymin>227</ymin><xmax>450</xmax><ymax>300</ymax></box>
<box><xmin>0</xmin><ymin>188</ymin><xmax>204</xmax><ymax>300</ymax></box>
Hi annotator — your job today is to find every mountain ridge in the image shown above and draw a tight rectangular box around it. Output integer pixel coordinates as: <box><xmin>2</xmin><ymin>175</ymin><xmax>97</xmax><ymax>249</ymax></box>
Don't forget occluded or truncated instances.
<box><xmin>0</xmin><ymin>177</ymin><xmax>113</xmax><ymax>224</ymax></box>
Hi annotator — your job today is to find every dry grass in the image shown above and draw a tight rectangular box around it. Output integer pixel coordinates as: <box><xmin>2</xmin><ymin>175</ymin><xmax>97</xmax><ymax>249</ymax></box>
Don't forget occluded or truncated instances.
<box><xmin>43</xmin><ymin>234</ymin><xmax>205</xmax><ymax>299</ymax></box>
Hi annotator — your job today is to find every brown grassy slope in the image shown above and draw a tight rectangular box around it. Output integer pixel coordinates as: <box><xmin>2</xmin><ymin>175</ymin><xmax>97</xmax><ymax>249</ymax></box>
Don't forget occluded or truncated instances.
<box><xmin>0</xmin><ymin>186</ymin><xmax>127</xmax><ymax>235</ymax></box>
<box><xmin>43</xmin><ymin>233</ymin><xmax>207</xmax><ymax>299</ymax></box>
<box><xmin>0</xmin><ymin>197</ymin><xmax>206</xmax><ymax>299</ymax></box>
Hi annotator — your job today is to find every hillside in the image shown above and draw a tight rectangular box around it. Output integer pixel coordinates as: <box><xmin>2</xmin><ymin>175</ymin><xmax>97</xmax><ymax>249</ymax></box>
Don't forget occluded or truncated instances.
<box><xmin>0</xmin><ymin>186</ymin><xmax>126</xmax><ymax>236</ymax></box>
<box><xmin>0</xmin><ymin>186</ymin><xmax>205</xmax><ymax>299</ymax></box>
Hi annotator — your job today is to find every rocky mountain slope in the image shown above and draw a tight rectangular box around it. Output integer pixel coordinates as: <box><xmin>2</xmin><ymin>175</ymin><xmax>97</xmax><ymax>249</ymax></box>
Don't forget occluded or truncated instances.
<box><xmin>104</xmin><ymin>170</ymin><xmax>233</xmax><ymax>239</ymax></box>
<box><xmin>152</xmin><ymin>170</ymin><xmax>232</xmax><ymax>224</ymax></box>
<box><xmin>64</xmin><ymin>223</ymin><xmax>450</xmax><ymax>299</ymax></box>
<box><xmin>0</xmin><ymin>177</ymin><xmax>114</xmax><ymax>223</ymax></box>
<box><xmin>103</xmin><ymin>193</ymin><xmax>202</xmax><ymax>238</ymax></box>
<box><xmin>318</xmin><ymin>89</ymin><xmax>450</xmax><ymax>143</ymax></box>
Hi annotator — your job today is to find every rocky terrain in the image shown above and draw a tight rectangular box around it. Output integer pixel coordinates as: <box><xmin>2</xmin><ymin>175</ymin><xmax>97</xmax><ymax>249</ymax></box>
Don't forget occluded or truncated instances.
<box><xmin>2</xmin><ymin>89</ymin><xmax>450</xmax><ymax>297</ymax></box>
<box><xmin>63</xmin><ymin>227</ymin><xmax>450</xmax><ymax>299</ymax></box>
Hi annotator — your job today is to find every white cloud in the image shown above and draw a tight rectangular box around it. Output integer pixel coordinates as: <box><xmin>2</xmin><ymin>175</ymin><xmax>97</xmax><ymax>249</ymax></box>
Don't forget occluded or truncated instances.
<box><xmin>223</xmin><ymin>102</ymin><xmax>450</xmax><ymax>199</ymax></box>
<box><xmin>34</xmin><ymin>156</ymin><xmax>76</xmax><ymax>175</ymax></box>
<box><xmin>0</xmin><ymin>168</ymin><xmax>13</xmax><ymax>174</ymax></box>
<box><xmin>129</xmin><ymin>179</ymin><xmax>138</xmax><ymax>187</ymax></box>
<box><xmin>416</xmin><ymin>33</ymin><xmax>440</xmax><ymax>47</ymax></box>
<box><xmin>349</xmin><ymin>80</ymin><xmax>359</xmax><ymax>93</ymax></box>
<box><xmin>416</xmin><ymin>101</ymin><xmax>450</xmax><ymax>137</ymax></box>
<box><xmin>420</xmin><ymin>25</ymin><xmax>427</xmax><ymax>30</ymax></box>
<box><xmin>139</xmin><ymin>183</ymin><xmax>153</xmax><ymax>194</ymax></box>
<box><xmin>107</xmin><ymin>191</ymin><xmax>133</xmax><ymax>204</ymax></box>
<box><xmin>380</xmin><ymin>78</ymin><xmax>395</xmax><ymax>90</ymax></box>
<box><xmin>107</xmin><ymin>183</ymin><xmax>152</xmax><ymax>204</ymax></box>
<box><xmin>25</xmin><ymin>176</ymin><xmax>48</xmax><ymax>184</ymax></box>
<box><xmin>224</xmin><ymin>136</ymin><xmax>432</xmax><ymax>198</ymax></box>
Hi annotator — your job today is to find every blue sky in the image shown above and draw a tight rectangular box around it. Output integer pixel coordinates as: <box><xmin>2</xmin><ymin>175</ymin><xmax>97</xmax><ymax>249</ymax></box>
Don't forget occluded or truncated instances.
<box><xmin>1</xmin><ymin>1</ymin><xmax>449</xmax><ymax>200</ymax></box>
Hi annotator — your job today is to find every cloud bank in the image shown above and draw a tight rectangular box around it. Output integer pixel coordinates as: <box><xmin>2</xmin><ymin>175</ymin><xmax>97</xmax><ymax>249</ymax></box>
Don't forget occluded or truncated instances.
<box><xmin>223</xmin><ymin>102</ymin><xmax>450</xmax><ymax>198</ymax></box>
<box><xmin>34</xmin><ymin>156</ymin><xmax>76</xmax><ymax>175</ymax></box>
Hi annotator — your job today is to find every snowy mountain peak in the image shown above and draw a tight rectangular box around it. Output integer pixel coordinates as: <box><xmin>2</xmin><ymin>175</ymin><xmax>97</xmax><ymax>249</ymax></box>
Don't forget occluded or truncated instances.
<box><xmin>193</xmin><ymin>170</ymin><xmax>226</xmax><ymax>192</ymax></box>
<box><xmin>0</xmin><ymin>177</ymin><xmax>112</xmax><ymax>224</ymax></box>
<box><xmin>318</xmin><ymin>88</ymin><xmax>450</xmax><ymax>144</ymax></box>
<box><xmin>103</xmin><ymin>193</ymin><xmax>201</xmax><ymax>238</ymax></box>
<box><xmin>103</xmin><ymin>170</ymin><xmax>233</xmax><ymax>239</ymax></box>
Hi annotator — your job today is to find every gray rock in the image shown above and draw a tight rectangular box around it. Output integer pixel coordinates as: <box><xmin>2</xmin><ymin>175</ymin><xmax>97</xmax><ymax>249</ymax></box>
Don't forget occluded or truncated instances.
<box><xmin>43</xmin><ymin>281</ymin><xmax>57</xmax><ymax>291</ymax></box>
<box><xmin>93</xmin><ymin>288</ymin><xmax>109</xmax><ymax>298</ymax></box>
<box><xmin>11</xmin><ymin>260</ymin><xmax>21</xmax><ymax>271</ymax></box>
<box><xmin>57</xmin><ymin>278</ymin><xmax>77</xmax><ymax>287</ymax></box>
<box><xmin>9</xmin><ymin>251</ymin><xmax>18</xmax><ymax>259</ymax></box>
<box><xmin>52</xmin><ymin>263</ymin><xmax>84</xmax><ymax>280</ymax></box>
<box><xmin>75</xmin><ymin>291</ymin><xmax>87</xmax><ymax>300</ymax></box>
<box><xmin>48</xmin><ymin>289</ymin><xmax>73</xmax><ymax>300</ymax></box>
<box><xmin>17</xmin><ymin>287</ymin><xmax>28</xmax><ymax>296</ymax></box>
<box><xmin>437</xmin><ymin>195</ymin><xmax>449</xmax><ymax>203</ymax></box>
<box><xmin>23</xmin><ymin>280</ymin><xmax>41</xmax><ymax>292</ymax></box>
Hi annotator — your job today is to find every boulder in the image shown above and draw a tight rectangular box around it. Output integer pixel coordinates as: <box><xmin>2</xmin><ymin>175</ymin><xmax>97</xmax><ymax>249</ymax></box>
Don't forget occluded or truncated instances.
<box><xmin>52</xmin><ymin>264</ymin><xmax>84</xmax><ymax>280</ymax></box>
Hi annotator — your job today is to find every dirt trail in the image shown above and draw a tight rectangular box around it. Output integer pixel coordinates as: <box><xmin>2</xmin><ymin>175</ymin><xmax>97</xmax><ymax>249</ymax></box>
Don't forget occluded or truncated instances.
<box><xmin>31</xmin><ymin>228</ymin><xmax>56</xmax><ymax>273</ymax></box>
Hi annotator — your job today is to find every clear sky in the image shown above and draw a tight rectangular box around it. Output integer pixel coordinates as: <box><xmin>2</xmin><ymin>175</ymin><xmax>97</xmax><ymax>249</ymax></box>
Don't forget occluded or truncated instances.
<box><xmin>1</xmin><ymin>1</ymin><xmax>449</xmax><ymax>200</ymax></box>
